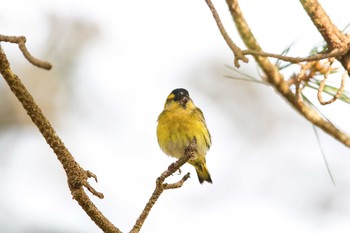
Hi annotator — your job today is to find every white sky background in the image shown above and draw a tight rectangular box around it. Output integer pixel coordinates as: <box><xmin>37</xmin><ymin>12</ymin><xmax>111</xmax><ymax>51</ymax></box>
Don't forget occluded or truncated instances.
<box><xmin>1</xmin><ymin>0</ymin><xmax>350</xmax><ymax>232</ymax></box>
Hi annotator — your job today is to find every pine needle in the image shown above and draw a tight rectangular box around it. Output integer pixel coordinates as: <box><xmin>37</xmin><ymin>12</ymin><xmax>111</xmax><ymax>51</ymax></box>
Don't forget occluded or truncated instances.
<box><xmin>312</xmin><ymin>125</ymin><xmax>336</xmax><ymax>186</ymax></box>
<box><xmin>224</xmin><ymin>65</ymin><xmax>268</xmax><ymax>85</ymax></box>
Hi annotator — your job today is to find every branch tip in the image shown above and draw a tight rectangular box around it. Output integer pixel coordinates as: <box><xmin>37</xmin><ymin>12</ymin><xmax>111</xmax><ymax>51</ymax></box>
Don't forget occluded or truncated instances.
<box><xmin>0</xmin><ymin>34</ymin><xmax>52</xmax><ymax>70</ymax></box>
<box><xmin>163</xmin><ymin>172</ymin><xmax>191</xmax><ymax>190</ymax></box>
<box><xmin>86</xmin><ymin>170</ymin><xmax>99</xmax><ymax>183</ymax></box>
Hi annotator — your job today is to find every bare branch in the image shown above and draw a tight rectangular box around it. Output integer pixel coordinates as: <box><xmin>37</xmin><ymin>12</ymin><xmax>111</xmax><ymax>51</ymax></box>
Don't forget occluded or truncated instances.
<box><xmin>163</xmin><ymin>173</ymin><xmax>191</xmax><ymax>190</ymax></box>
<box><xmin>299</xmin><ymin>0</ymin><xmax>350</xmax><ymax>72</ymax></box>
<box><xmin>0</xmin><ymin>34</ymin><xmax>52</xmax><ymax>70</ymax></box>
<box><xmin>242</xmin><ymin>47</ymin><xmax>350</xmax><ymax>64</ymax></box>
<box><xmin>0</xmin><ymin>43</ymin><xmax>121</xmax><ymax>233</ymax></box>
<box><xmin>130</xmin><ymin>138</ymin><xmax>197</xmax><ymax>233</ymax></box>
<box><xmin>299</xmin><ymin>0</ymin><xmax>346</xmax><ymax>48</ymax></box>
<box><xmin>204</xmin><ymin>0</ymin><xmax>248</xmax><ymax>67</ymax></box>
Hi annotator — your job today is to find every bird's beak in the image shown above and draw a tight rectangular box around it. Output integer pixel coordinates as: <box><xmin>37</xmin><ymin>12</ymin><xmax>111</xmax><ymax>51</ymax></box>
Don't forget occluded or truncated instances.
<box><xmin>180</xmin><ymin>96</ymin><xmax>189</xmax><ymax>107</ymax></box>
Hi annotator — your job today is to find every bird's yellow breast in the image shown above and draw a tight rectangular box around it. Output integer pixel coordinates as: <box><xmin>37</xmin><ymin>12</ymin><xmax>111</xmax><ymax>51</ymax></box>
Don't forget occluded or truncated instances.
<box><xmin>157</xmin><ymin>106</ymin><xmax>211</xmax><ymax>159</ymax></box>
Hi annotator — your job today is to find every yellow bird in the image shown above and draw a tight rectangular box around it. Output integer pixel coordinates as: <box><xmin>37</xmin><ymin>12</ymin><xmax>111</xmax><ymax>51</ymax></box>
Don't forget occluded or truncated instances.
<box><xmin>157</xmin><ymin>88</ymin><xmax>212</xmax><ymax>184</ymax></box>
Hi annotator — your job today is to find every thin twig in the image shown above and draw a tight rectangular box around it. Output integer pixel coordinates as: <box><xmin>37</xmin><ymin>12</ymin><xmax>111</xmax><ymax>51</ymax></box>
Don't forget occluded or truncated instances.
<box><xmin>318</xmin><ymin>69</ymin><xmax>347</xmax><ymax>105</ymax></box>
<box><xmin>242</xmin><ymin>47</ymin><xmax>350</xmax><ymax>64</ymax></box>
<box><xmin>294</xmin><ymin>64</ymin><xmax>309</xmax><ymax>106</ymax></box>
<box><xmin>130</xmin><ymin>138</ymin><xmax>197</xmax><ymax>233</ymax></box>
<box><xmin>0</xmin><ymin>43</ymin><xmax>120</xmax><ymax>233</ymax></box>
<box><xmin>0</xmin><ymin>34</ymin><xmax>52</xmax><ymax>70</ymax></box>
<box><xmin>293</xmin><ymin>61</ymin><xmax>317</xmax><ymax>106</ymax></box>
<box><xmin>163</xmin><ymin>173</ymin><xmax>191</xmax><ymax>190</ymax></box>
<box><xmin>204</xmin><ymin>0</ymin><xmax>248</xmax><ymax>67</ymax></box>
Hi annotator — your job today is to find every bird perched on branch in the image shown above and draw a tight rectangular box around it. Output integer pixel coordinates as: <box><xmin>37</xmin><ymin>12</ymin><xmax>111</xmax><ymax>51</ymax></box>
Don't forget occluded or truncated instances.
<box><xmin>157</xmin><ymin>88</ymin><xmax>212</xmax><ymax>184</ymax></box>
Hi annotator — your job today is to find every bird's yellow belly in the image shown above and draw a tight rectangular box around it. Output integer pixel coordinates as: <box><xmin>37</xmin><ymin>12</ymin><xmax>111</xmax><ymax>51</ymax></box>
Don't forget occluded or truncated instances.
<box><xmin>157</xmin><ymin>117</ymin><xmax>208</xmax><ymax>159</ymax></box>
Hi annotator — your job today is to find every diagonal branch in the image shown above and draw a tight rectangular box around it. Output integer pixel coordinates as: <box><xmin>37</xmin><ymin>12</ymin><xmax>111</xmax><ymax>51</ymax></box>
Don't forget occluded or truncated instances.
<box><xmin>224</xmin><ymin>0</ymin><xmax>350</xmax><ymax>147</ymax></box>
<box><xmin>205</xmin><ymin>0</ymin><xmax>248</xmax><ymax>67</ymax></box>
<box><xmin>130</xmin><ymin>137</ymin><xmax>196</xmax><ymax>233</ymax></box>
<box><xmin>299</xmin><ymin>0</ymin><xmax>350</xmax><ymax>72</ymax></box>
<box><xmin>0</xmin><ymin>42</ymin><xmax>121</xmax><ymax>233</ymax></box>
<box><xmin>299</xmin><ymin>0</ymin><xmax>346</xmax><ymax>49</ymax></box>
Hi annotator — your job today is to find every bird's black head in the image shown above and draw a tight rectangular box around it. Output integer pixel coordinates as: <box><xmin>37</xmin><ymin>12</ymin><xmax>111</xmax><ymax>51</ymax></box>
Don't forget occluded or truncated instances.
<box><xmin>168</xmin><ymin>88</ymin><xmax>190</xmax><ymax>108</ymax></box>
<box><xmin>171</xmin><ymin>88</ymin><xmax>189</xmax><ymax>101</ymax></box>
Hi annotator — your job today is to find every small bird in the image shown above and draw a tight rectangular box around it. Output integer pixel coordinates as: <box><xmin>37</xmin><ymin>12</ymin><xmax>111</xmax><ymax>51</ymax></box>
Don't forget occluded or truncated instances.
<box><xmin>157</xmin><ymin>88</ymin><xmax>212</xmax><ymax>184</ymax></box>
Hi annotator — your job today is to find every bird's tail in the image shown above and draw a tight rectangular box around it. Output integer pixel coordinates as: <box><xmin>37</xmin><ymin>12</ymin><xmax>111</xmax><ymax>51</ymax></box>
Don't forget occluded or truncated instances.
<box><xmin>193</xmin><ymin>160</ymin><xmax>212</xmax><ymax>184</ymax></box>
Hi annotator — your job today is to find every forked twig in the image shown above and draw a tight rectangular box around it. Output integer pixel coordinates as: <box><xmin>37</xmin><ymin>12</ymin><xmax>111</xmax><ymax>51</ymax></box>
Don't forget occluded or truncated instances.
<box><xmin>130</xmin><ymin>137</ymin><xmax>197</xmax><ymax>233</ymax></box>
